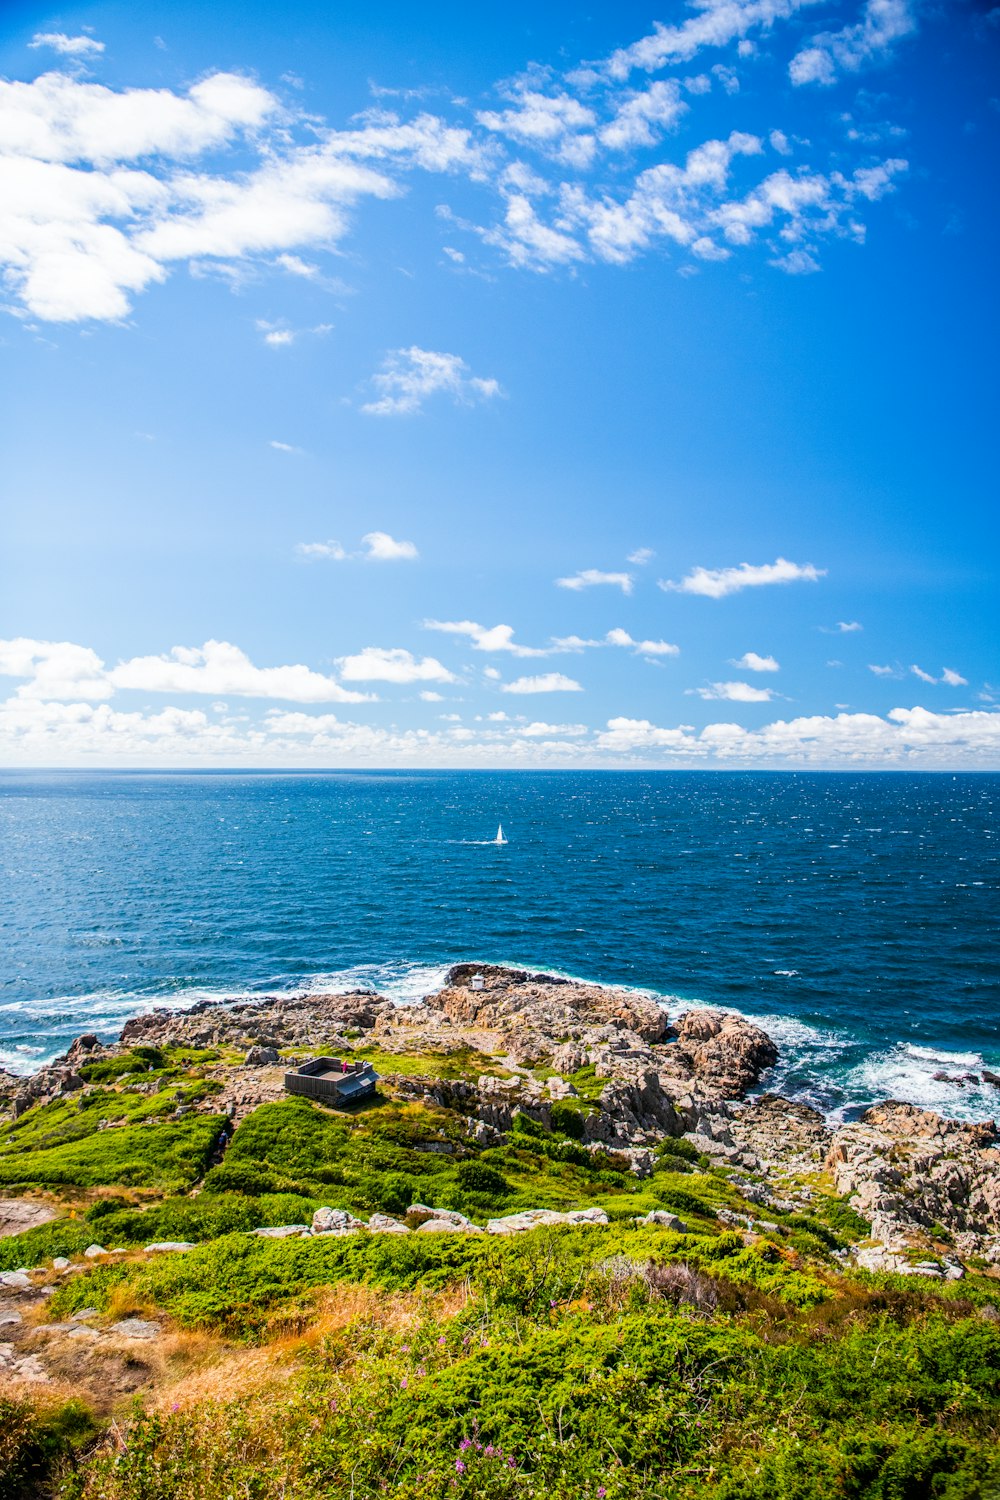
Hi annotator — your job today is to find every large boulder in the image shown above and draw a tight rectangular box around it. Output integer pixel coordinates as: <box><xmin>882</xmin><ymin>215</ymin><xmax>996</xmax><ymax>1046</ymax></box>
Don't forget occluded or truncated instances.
<box><xmin>672</xmin><ymin>1010</ymin><xmax>778</xmax><ymax>1098</ymax></box>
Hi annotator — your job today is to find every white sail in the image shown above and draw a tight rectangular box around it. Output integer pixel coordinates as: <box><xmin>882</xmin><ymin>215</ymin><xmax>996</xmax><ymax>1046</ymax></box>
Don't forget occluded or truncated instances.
<box><xmin>495</xmin><ymin>823</ymin><xmax>507</xmax><ymax>844</ymax></box>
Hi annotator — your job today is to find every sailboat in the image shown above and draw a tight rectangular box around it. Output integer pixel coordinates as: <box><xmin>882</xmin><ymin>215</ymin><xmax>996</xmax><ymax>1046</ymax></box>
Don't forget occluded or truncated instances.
<box><xmin>493</xmin><ymin>823</ymin><xmax>508</xmax><ymax>845</ymax></box>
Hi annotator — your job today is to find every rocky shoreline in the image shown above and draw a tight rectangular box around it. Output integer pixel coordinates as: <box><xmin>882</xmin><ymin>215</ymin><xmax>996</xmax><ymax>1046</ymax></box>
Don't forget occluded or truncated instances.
<box><xmin>2</xmin><ymin>962</ymin><xmax>998</xmax><ymax>1274</ymax></box>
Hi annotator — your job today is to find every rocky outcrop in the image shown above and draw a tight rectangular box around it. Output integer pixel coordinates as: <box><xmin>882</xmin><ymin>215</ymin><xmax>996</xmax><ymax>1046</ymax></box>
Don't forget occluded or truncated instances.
<box><xmin>119</xmin><ymin>989</ymin><xmax>396</xmax><ymax>1053</ymax></box>
<box><xmin>671</xmin><ymin>1010</ymin><xmax>779</xmax><ymax>1099</ymax></box>
<box><xmin>827</xmin><ymin>1102</ymin><xmax>1000</xmax><ymax>1264</ymax></box>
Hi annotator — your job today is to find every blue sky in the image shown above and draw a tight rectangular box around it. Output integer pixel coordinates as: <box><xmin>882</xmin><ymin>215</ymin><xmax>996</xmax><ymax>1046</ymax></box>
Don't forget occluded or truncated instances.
<box><xmin>0</xmin><ymin>0</ymin><xmax>997</xmax><ymax>767</ymax></box>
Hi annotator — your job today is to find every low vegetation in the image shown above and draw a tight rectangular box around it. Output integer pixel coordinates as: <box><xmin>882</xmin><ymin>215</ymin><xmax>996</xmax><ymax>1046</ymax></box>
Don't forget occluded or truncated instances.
<box><xmin>1</xmin><ymin>1048</ymin><xmax>998</xmax><ymax>1498</ymax></box>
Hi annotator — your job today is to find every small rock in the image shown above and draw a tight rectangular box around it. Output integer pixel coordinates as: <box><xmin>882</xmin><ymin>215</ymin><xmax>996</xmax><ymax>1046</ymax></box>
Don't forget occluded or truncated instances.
<box><xmin>144</xmin><ymin>1241</ymin><xmax>196</xmax><ymax>1254</ymax></box>
<box><xmin>367</xmin><ymin>1214</ymin><xmax>410</xmax><ymax>1234</ymax></box>
<box><xmin>84</xmin><ymin>1244</ymin><xmax>107</xmax><ymax>1259</ymax></box>
<box><xmin>0</xmin><ymin>1271</ymin><xmax>32</xmax><ymax>1290</ymax></box>
<box><xmin>312</xmin><ymin>1207</ymin><xmax>365</xmax><ymax>1234</ymax></box>
<box><xmin>108</xmin><ymin>1318</ymin><xmax>160</xmax><ymax>1340</ymax></box>
<box><xmin>0</xmin><ymin>1310</ymin><xmax>22</xmax><ymax>1327</ymax></box>
<box><xmin>406</xmin><ymin>1205</ymin><xmax>475</xmax><ymax>1229</ymax></box>
<box><xmin>245</xmin><ymin>1045</ymin><xmax>279</xmax><ymax>1066</ymax></box>
<box><xmin>252</xmin><ymin>1225</ymin><xmax>311</xmax><ymax>1239</ymax></box>
<box><xmin>416</xmin><ymin>1219</ymin><xmax>482</xmax><ymax>1234</ymax></box>
<box><xmin>639</xmin><ymin>1210</ymin><xmax>688</xmax><ymax>1232</ymax></box>
<box><xmin>70</xmin><ymin>1307</ymin><xmax>99</xmax><ymax>1320</ymax></box>
<box><xmin>52</xmin><ymin>1257</ymin><xmax>71</xmax><ymax>1272</ymax></box>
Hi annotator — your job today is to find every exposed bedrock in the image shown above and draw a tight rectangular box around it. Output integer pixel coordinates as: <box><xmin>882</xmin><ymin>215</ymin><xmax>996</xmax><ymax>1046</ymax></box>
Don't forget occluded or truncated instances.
<box><xmin>5</xmin><ymin>963</ymin><xmax>997</xmax><ymax>1271</ymax></box>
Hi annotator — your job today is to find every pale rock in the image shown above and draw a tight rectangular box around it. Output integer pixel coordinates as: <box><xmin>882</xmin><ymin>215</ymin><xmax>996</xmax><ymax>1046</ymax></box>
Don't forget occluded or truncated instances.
<box><xmin>367</xmin><ymin>1214</ymin><xmax>409</xmax><ymax>1234</ymax></box>
<box><xmin>144</xmin><ymin>1241</ymin><xmax>196</xmax><ymax>1253</ymax></box>
<box><xmin>639</xmin><ymin>1210</ymin><xmax>688</xmax><ymax>1232</ymax></box>
<box><xmin>312</xmin><ymin>1207</ymin><xmax>365</xmax><ymax>1234</ymax></box>
<box><xmin>108</xmin><ymin>1318</ymin><xmax>160</xmax><ymax>1339</ymax></box>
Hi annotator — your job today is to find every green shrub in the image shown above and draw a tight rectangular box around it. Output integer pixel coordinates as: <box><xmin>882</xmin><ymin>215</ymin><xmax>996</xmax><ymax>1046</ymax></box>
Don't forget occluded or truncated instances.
<box><xmin>654</xmin><ymin>1135</ymin><xmax>700</xmax><ymax>1163</ymax></box>
<box><xmin>0</xmin><ymin>1395</ymin><xmax>95</xmax><ymax>1499</ymax></box>
<box><xmin>548</xmin><ymin>1102</ymin><xmax>585</xmax><ymax>1140</ymax></box>
<box><xmin>510</xmin><ymin>1113</ymin><xmax>546</xmax><ymax>1140</ymax></box>
<box><xmin>456</xmin><ymin>1161</ymin><xmax>511</xmax><ymax>1200</ymax></box>
<box><xmin>0</xmin><ymin>1216</ymin><xmax>94</xmax><ymax>1273</ymax></box>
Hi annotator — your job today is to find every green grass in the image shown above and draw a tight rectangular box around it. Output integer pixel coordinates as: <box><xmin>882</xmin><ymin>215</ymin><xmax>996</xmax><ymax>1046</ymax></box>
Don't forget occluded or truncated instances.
<box><xmin>0</xmin><ymin>1114</ymin><xmax>226</xmax><ymax>1192</ymax></box>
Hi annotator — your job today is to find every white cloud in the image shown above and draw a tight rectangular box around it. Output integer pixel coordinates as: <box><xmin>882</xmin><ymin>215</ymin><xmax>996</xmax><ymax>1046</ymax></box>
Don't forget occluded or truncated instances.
<box><xmin>836</xmin><ymin>620</ymin><xmax>863</xmax><ymax>632</ymax></box>
<box><xmin>518</xmin><ymin>721</ymin><xmax>588</xmax><ymax>737</ymax></box>
<box><xmin>361</xmin><ymin>347</ymin><xmax>501</xmax><ymax>415</ymax></box>
<box><xmin>360</xmin><ymin>530</ymin><xmax>419</xmax><ymax>561</ymax></box>
<box><xmin>605</xmin><ymin>628</ymin><xmax>679</xmax><ymax>657</ymax></box>
<box><xmin>599</xmin><ymin>81</ymin><xmax>686</xmax><ymax>152</ymax></box>
<box><xmin>296</xmin><ymin>540</ymin><xmax>347</xmax><ymax>560</ymax></box>
<box><xmin>627</xmin><ymin>547</ymin><xmax>654</xmax><ymax>565</ymax></box>
<box><xmin>29</xmin><ymin>33</ymin><xmax>105</xmax><ymax>57</ymax></box>
<box><xmin>868</xmin><ymin>664</ymin><xmax>897</xmax><ymax>677</ymax></box>
<box><xmin>110</xmin><ymin>639</ymin><xmax>375</xmax><ymax>703</ymax></box>
<box><xmin>501</xmin><ymin>673</ymin><xmax>583</xmax><ymax>694</ymax></box>
<box><xmin>733</xmin><ymin>651</ymin><xmax>779</xmax><ymax>672</ymax></box>
<box><xmin>423</xmin><ymin>619</ymin><xmax>547</xmax><ymax>657</ymax></box>
<box><xmin>661</xmin><ymin>556</ymin><xmax>825</xmax><ymax>598</ymax></box>
<box><xmin>696</xmin><ymin>680</ymin><xmax>775</xmax><ymax>702</ymax></box>
<box><xmin>1</xmin><ymin>692</ymin><xmax>998</xmax><ymax>770</ymax></box>
<box><xmin>911</xmin><ymin>665</ymin><xmax>969</xmax><ymax>687</ymax></box>
<box><xmin>605</xmin><ymin>1</ymin><xmax>820</xmax><ymax>78</ymax></box>
<box><xmin>0</xmin><ymin>637</ymin><xmax>112</xmax><ymax>700</ymax></box>
<box><xmin>556</xmin><ymin>568</ymin><xmax>634</xmax><ymax>594</ymax></box>
<box><xmin>477</xmin><ymin>83</ymin><xmax>596</xmax><ymax>168</ymax></box>
<box><xmin>0</xmin><ymin>22</ymin><xmax>914</xmax><ymax>324</ymax></box>
<box><xmin>790</xmin><ymin>0</ymin><xmax>917</xmax><ymax>87</ymax></box>
<box><xmin>336</xmin><ymin>647</ymin><xmax>457</xmax><ymax>684</ymax></box>
<box><xmin>270</xmin><ymin>439</ymin><xmax>302</xmax><ymax>453</ymax></box>
<box><xmin>0</xmin><ymin>635</ymin><xmax>381</xmax><ymax>705</ymax></box>
<box><xmin>419</xmin><ymin>690</ymin><xmax>444</xmax><ymax>702</ymax></box>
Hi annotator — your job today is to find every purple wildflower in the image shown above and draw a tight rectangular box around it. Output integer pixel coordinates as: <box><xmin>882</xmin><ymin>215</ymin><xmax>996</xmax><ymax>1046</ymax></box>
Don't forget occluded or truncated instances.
<box><xmin>455</xmin><ymin>1460</ymin><xmax>466</xmax><ymax>1474</ymax></box>
<box><xmin>400</xmin><ymin>1378</ymin><xmax>408</xmax><ymax>1389</ymax></box>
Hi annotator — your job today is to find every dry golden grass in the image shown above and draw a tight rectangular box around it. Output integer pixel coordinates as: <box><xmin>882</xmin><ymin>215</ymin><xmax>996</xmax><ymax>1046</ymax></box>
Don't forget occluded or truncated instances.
<box><xmin>157</xmin><ymin>1282</ymin><xmax>470</xmax><ymax>1411</ymax></box>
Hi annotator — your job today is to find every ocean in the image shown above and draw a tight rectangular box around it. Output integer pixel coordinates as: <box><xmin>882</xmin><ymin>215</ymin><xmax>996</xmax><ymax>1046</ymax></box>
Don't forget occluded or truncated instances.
<box><xmin>1</xmin><ymin>769</ymin><xmax>997</xmax><ymax>1123</ymax></box>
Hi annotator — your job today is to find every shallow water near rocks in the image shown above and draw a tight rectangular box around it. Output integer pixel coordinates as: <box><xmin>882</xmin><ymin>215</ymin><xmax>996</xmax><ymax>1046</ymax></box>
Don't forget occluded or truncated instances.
<box><xmin>0</xmin><ymin>768</ymin><xmax>997</xmax><ymax>1122</ymax></box>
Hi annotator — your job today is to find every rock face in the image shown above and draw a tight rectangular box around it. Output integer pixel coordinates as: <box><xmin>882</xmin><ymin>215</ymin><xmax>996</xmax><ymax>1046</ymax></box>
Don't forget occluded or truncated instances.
<box><xmin>827</xmin><ymin>1103</ymin><xmax>1000</xmax><ymax>1265</ymax></box>
<box><xmin>671</xmin><ymin>1010</ymin><xmax>779</xmax><ymax>1099</ymax></box>
<box><xmin>0</xmin><ymin>1198</ymin><xmax>58</xmax><ymax>1239</ymax></box>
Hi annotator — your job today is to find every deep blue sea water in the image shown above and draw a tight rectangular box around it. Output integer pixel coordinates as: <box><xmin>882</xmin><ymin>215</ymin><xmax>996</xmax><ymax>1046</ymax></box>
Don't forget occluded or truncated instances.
<box><xmin>1</xmin><ymin>770</ymin><xmax>997</xmax><ymax>1122</ymax></box>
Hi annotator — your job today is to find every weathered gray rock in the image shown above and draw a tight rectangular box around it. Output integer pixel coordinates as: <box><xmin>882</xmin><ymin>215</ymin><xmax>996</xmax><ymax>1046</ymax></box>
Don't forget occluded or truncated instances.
<box><xmin>485</xmin><ymin>1207</ymin><xmax>609</xmax><ymax>1234</ymax></box>
<box><xmin>253</xmin><ymin>1224</ymin><xmax>312</xmax><ymax>1239</ymax></box>
<box><xmin>0</xmin><ymin>1271</ymin><xmax>32</xmax><ymax>1290</ymax></box>
<box><xmin>51</xmin><ymin>1257</ymin><xmax>71</xmax><ymax>1272</ymax></box>
<box><xmin>0</xmin><ymin>1198</ymin><xmax>58</xmax><ymax>1239</ymax></box>
<box><xmin>83</xmin><ymin>1244</ymin><xmax>107</xmax><ymax>1258</ymax></box>
<box><xmin>311</xmin><ymin>1207</ymin><xmax>365</xmax><ymax>1234</ymax></box>
<box><xmin>671</xmin><ymin>1009</ymin><xmax>778</xmax><ymax>1098</ymax></box>
<box><xmin>108</xmin><ymin>1318</ymin><xmax>160</xmax><ymax>1339</ymax></box>
<box><xmin>406</xmin><ymin>1205</ymin><xmax>476</xmax><ymax>1229</ymax></box>
<box><xmin>144</xmin><ymin>1241</ymin><xmax>196</xmax><ymax>1254</ymax></box>
<box><xmin>367</xmin><ymin>1214</ymin><xmax>409</xmax><ymax>1234</ymax></box>
<box><xmin>245</xmin><ymin>1045</ymin><xmax>280</xmax><ymax>1065</ymax></box>
<box><xmin>639</xmin><ymin>1210</ymin><xmax>688</xmax><ymax>1232</ymax></box>
<box><xmin>415</xmin><ymin>1219</ymin><xmax>482</xmax><ymax>1234</ymax></box>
